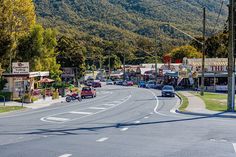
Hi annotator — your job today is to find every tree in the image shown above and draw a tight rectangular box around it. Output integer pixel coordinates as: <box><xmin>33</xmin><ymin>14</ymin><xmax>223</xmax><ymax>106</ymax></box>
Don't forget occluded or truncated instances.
<box><xmin>57</xmin><ymin>36</ymin><xmax>86</xmax><ymax>78</ymax></box>
<box><xmin>205</xmin><ymin>32</ymin><xmax>228</xmax><ymax>58</ymax></box>
<box><xmin>170</xmin><ymin>45</ymin><xmax>202</xmax><ymax>62</ymax></box>
<box><xmin>0</xmin><ymin>0</ymin><xmax>36</xmax><ymax>69</ymax></box>
<box><xmin>17</xmin><ymin>25</ymin><xmax>62</xmax><ymax>81</ymax></box>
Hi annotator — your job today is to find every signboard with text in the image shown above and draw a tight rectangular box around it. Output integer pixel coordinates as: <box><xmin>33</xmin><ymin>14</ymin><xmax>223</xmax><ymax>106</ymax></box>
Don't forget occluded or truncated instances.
<box><xmin>12</xmin><ymin>62</ymin><xmax>29</xmax><ymax>74</ymax></box>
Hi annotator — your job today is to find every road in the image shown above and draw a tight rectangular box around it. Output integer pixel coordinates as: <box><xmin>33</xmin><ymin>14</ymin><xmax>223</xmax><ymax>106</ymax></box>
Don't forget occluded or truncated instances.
<box><xmin>0</xmin><ymin>86</ymin><xmax>236</xmax><ymax>157</ymax></box>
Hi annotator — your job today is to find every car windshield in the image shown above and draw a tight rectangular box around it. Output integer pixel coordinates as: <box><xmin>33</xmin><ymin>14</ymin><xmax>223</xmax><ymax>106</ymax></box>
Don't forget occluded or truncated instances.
<box><xmin>163</xmin><ymin>86</ymin><xmax>174</xmax><ymax>90</ymax></box>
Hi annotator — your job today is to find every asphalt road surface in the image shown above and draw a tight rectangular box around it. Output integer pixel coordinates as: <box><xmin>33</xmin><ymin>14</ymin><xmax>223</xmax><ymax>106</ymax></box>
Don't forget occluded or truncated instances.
<box><xmin>1</xmin><ymin>86</ymin><xmax>236</xmax><ymax>157</ymax></box>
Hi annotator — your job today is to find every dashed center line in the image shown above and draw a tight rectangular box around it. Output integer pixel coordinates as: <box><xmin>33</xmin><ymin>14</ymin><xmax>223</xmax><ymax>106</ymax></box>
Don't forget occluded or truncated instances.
<box><xmin>144</xmin><ymin>116</ymin><xmax>149</xmax><ymax>119</ymax></box>
<box><xmin>120</xmin><ymin>128</ymin><xmax>129</xmax><ymax>131</ymax></box>
<box><xmin>69</xmin><ymin>111</ymin><xmax>92</xmax><ymax>115</ymax></box>
<box><xmin>58</xmin><ymin>154</ymin><xmax>72</xmax><ymax>157</ymax></box>
<box><xmin>96</xmin><ymin>137</ymin><xmax>109</xmax><ymax>142</ymax></box>
<box><xmin>134</xmin><ymin>121</ymin><xmax>141</xmax><ymax>124</ymax></box>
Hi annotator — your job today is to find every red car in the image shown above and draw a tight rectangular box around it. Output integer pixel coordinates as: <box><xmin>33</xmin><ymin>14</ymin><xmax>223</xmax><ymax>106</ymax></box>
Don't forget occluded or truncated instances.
<box><xmin>81</xmin><ymin>87</ymin><xmax>96</xmax><ymax>98</ymax></box>
<box><xmin>127</xmin><ymin>81</ymin><xmax>134</xmax><ymax>86</ymax></box>
<box><xmin>92</xmin><ymin>82</ymin><xmax>102</xmax><ymax>88</ymax></box>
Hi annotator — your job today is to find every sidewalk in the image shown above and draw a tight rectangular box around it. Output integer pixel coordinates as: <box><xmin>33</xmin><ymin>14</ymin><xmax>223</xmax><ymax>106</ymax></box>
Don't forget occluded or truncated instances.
<box><xmin>1</xmin><ymin>97</ymin><xmax>65</xmax><ymax>109</ymax></box>
<box><xmin>178</xmin><ymin>91</ymin><xmax>236</xmax><ymax>118</ymax></box>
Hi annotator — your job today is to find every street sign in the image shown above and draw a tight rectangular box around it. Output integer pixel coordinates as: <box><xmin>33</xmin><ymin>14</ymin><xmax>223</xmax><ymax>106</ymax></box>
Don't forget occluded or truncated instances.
<box><xmin>12</xmin><ymin>62</ymin><xmax>29</xmax><ymax>74</ymax></box>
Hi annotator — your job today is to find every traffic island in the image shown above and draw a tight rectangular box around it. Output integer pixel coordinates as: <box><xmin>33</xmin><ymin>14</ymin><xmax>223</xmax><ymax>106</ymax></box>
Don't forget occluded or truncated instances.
<box><xmin>176</xmin><ymin>92</ymin><xmax>189</xmax><ymax>112</ymax></box>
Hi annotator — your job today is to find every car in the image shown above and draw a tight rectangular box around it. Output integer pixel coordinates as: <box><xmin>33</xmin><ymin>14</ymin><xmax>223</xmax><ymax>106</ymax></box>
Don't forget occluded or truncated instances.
<box><xmin>161</xmin><ymin>85</ymin><xmax>175</xmax><ymax>97</ymax></box>
<box><xmin>106</xmin><ymin>79</ymin><xmax>114</xmax><ymax>85</ymax></box>
<box><xmin>92</xmin><ymin>82</ymin><xmax>102</xmax><ymax>88</ymax></box>
<box><xmin>127</xmin><ymin>81</ymin><xmax>134</xmax><ymax>86</ymax></box>
<box><xmin>146</xmin><ymin>81</ymin><xmax>157</xmax><ymax>89</ymax></box>
<box><xmin>138</xmin><ymin>81</ymin><xmax>146</xmax><ymax>88</ymax></box>
<box><xmin>116</xmin><ymin>80</ymin><xmax>123</xmax><ymax>85</ymax></box>
<box><xmin>81</xmin><ymin>87</ymin><xmax>96</xmax><ymax>98</ymax></box>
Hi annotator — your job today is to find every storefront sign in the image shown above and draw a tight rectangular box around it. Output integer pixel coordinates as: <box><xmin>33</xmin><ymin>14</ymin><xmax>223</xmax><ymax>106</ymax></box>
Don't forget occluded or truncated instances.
<box><xmin>12</xmin><ymin>62</ymin><xmax>29</xmax><ymax>74</ymax></box>
<box><xmin>61</xmin><ymin>68</ymin><xmax>75</xmax><ymax>78</ymax></box>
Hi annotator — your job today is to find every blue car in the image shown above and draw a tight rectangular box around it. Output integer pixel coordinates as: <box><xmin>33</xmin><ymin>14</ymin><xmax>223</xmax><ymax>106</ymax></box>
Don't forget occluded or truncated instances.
<box><xmin>138</xmin><ymin>81</ymin><xmax>146</xmax><ymax>88</ymax></box>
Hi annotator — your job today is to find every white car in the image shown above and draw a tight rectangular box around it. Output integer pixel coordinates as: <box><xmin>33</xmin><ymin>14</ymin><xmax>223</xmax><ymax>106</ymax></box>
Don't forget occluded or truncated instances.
<box><xmin>106</xmin><ymin>79</ymin><xmax>114</xmax><ymax>85</ymax></box>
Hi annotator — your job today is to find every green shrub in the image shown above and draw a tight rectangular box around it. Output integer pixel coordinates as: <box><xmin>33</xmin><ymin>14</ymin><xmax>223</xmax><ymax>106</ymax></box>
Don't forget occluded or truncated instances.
<box><xmin>0</xmin><ymin>92</ymin><xmax>13</xmax><ymax>101</ymax></box>
<box><xmin>52</xmin><ymin>91</ymin><xmax>59</xmax><ymax>100</ymax></box>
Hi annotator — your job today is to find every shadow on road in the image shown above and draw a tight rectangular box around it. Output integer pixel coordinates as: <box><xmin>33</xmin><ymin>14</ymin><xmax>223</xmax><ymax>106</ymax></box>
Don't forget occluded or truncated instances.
<box><xmin>0</xmin><ymin>111</ymin><xmax>233</xmax><ymax>136</ymax></box>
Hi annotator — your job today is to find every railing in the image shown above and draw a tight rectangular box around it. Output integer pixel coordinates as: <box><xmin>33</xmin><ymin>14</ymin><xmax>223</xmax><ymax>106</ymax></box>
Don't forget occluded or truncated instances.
<box><xmin>0</xmin><ymin>95</ymin><xmax>6</xmax><ymax>106</ymax></box>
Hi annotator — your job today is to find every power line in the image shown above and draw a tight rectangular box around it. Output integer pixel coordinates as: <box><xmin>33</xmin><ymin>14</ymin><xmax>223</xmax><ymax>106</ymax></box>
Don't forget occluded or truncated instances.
<box><xmin>210</xmin><ymin>0</ymin><xmax>224</xmax><ymax>35</ymax></box>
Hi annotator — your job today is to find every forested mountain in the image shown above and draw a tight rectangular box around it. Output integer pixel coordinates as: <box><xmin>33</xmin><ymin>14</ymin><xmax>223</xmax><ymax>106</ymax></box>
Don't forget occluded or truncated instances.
<box><xmin>34</xmin><ymin>0</ymin><xmax>227</xmax><ymax>48</ymax></box>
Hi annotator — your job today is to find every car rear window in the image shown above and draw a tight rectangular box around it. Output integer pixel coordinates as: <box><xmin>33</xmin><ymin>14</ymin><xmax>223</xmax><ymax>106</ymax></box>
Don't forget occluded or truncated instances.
<box><xmin>82</xmin><ymin>87</ymin><xmax>91</xmax><ymax>91</ymax></box>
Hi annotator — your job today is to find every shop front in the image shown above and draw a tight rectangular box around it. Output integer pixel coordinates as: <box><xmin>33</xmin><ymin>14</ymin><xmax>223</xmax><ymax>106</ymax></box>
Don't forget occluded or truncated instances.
<box><xmin>186</xmin><ymin>58</ymin><xmax>231</xmax><ymax>92</ymax></box>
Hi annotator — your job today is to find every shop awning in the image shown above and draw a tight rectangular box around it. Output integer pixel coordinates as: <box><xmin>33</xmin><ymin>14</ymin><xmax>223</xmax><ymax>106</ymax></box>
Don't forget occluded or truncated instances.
<box><xmin>38</xmin><ymin>78</ymin><xmax>55</xmax><ymax>83</ymax></box>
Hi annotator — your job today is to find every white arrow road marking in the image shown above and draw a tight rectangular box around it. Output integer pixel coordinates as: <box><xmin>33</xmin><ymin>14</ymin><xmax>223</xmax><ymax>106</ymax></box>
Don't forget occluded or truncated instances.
<box><xmin>232</xmin><ymin>143</ymin><xmax>236</xmax><ymax>153</ymax></box>
<box><xmin>69</xmin><ymin>111</ymin><xmax>92</xmax><ymax>115</ymax></box>
<box><xmin>96</xmin><ymin>137</ymin><xmax>109</xmax><ymax>142</ymax></box>
<box><xmin>120</xmin><ymin>128</ymin><xmax>128</xmax><ymax>131</ymax></box>
<box><xmin>46</xmin><ymin>117</ymin><xmax>70</xmax><ymax>122</ymax></box>
<box><xmin>58</xmin><ymin>154</ymin><xmax>72</xmax><ymax>157</ymax></box>
<box><xmin>89</xmin><ymin>107</ymin><xmax>107</xmax><ymax>110</ymax></box>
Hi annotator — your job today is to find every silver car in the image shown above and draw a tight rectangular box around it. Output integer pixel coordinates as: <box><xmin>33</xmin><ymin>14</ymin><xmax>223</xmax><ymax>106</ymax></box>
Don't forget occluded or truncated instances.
<box><xmin>161</xmin><ymin>85</ymin><xmax>175</xmax><ymax>97</ymax></box>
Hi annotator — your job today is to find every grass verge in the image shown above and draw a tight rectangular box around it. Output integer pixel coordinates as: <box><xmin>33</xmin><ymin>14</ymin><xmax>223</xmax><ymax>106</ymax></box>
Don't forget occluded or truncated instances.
<box><xmin>0</xmin><ymin>106</ymin><xmax>25</xmax><ymax>113</ymax></box>
<box><xmin>177</xmin><ymin>92</ymin><xmax>189</xmax><ymax>112</ymax></box>
<box><xmin>191</xmin><ymin>92</ymin><xmax>228</xmax><ymax>111</ymax></box>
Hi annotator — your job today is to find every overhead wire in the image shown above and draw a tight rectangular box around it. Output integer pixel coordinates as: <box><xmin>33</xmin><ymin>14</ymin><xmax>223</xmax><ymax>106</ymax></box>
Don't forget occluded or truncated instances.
<box><xmin>210</xmin><ymin>0</ymin><xmax>225</xmax><ymax>35</ymax></box>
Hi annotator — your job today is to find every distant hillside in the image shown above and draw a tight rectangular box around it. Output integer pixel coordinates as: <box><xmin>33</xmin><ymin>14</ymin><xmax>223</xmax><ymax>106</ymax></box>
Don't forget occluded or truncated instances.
<box><xmin>34</xmin><ymin>0</ymin><xmax>228</xmax><ymax>49</ymax></box>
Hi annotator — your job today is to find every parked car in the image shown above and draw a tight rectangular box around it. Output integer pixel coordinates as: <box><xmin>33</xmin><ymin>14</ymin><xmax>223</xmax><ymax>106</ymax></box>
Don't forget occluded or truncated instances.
<box><xmin>161</xmin><ymin>85</ymin><xmax>175</xmax><ymax>97</ymax></box>
<box><xmin>106</xmin><ymin>79</ymin><xmax>114</xmax><ymax>85</ymax></box>
<box><xmin>114</xmin><ymin>80</ymin><xmax>122</xmax><ymax>85</ymax></box>
<box><xmin>92</xmin><ymin>82</ymin><xmax>102</xmax><ymax>88</ymax></box>
<box><xmin>81</xmin><ymin>87</ymin><xmax>96</xmax><ymax>98</ymax></box>
<box><xmin>138</xmin><ymin>81</ymin><xmax>146</xmax><ymax>88</ymax></box>
<box><xmin>146</xmin><ymin>81</ymin><xmax>157</xmax><ymax>89</ymax></box>
<box><xmin>116</xmin><ymin>80</ymin><xmax>123</xmax><ymax>85</ymax></box>
<box><xmin>127</xmin><ymin>81</ymin><xmax>134</xmax><ymax>86</ymax></box>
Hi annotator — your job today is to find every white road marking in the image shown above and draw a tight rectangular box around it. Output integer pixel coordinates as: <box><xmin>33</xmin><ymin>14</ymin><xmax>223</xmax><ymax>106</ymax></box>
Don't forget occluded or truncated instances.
<box><xmin>0</xmin><ymin>91</ymin><xmax>113</xmax><ymax>119</ymax></box>
<box><xmin>96</xmin><ymin>137</ymin><xmax>109</xmax><ymax>142</ymax></box>
<box><xmin>134</xmin><ymin>121</ymin><xmax>141</xmax><ymax>124</ymax></box>
<box><xmin>58</xmin><ymin>154</ymin><xmax>72</xmax><ymax>157</ymax></box>
<box><xmin>144</xmin><ymin>116</ymin><xmax>149</xmax><ymax>119</ymax></box>
<box><xmin>41</xmin><ymin>95</ymin><xmax>132</xmax><ymax>123</ymax></box>
<box><xmin>103</xmin><ymin>104</ymin><xmax>115</xmax><ymax>106</ymax></box>
<box><xmin>46</xmin><ymin>117</ymin><xmax>70</xmax><ymax>122</ymax></box>
<box><xmin>89</xmin><ymin>107</ymin><xmax>107</xmax><ymax>110</ymax></box>
<box><xmin>69</xmin><ymin>111</ymin><xmax>92</xmax><ymax>115</ymax></box>
<box><xmin>232</xmin><ymin>143</ymin><xmax>236</xmax><ymax>153</ymax></box>
<box><xmin>120</xmin><ymin>128</ymin><xmax>128</xmax><ymax>131</ymax></box>
<box><xmin>112</xmin><ymin>101</ymin><xmax>122</xmax><ymax>103</ymax></box>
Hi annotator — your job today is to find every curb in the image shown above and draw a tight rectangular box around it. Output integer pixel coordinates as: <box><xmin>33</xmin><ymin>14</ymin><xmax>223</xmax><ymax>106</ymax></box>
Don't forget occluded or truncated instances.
<box><xmin>171</xmin><ymin>92</ymin><xmax>183</xmax><ymax>114</ymax></box>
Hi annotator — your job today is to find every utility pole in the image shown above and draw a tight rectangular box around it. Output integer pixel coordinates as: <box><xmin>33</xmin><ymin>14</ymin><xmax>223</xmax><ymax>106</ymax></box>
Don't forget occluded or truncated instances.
<box><xmin>200</xmin><ymin>7</ymin><xmax>206</xmax><ymax>96</ymax></box>
<box><xmin>227</xmin><ymin>0</ymin><xmax>235</xmax><ymax>112</ymax></box>
<box><xmin>123</xmin><ymin>53</ymin><xmax>126</xmax><ymax>81</ymax></box>
<box><xmin>154</xmin><ymin>30</ymin><xmax>159</xmax><ymax>82</ymax></box>
<box><xmin>108</xmin><ymin>50</ymin><xmax>111</xmax><ymax>79</ymax></box>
